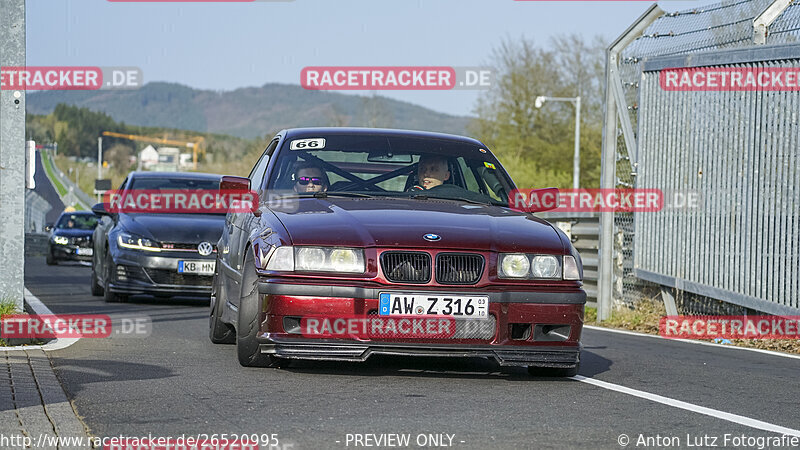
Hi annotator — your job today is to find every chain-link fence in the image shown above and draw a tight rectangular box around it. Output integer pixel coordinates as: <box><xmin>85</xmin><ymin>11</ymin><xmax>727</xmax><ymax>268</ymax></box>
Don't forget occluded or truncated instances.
<box><xmin>600</xmin><ymin>0</ymin><xmax>800</xmax><ymax>317</ymax></box>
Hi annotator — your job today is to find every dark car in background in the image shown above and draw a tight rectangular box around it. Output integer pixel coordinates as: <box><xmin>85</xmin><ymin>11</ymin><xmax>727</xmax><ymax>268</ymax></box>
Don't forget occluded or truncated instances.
<box><xmin>46</xmin><ymin>211</ymin><xmax>99</xmax><ymax>265</ymax></box>
<box><xmin>91</xmin><ymin>172</ymin><xmax>226</xmax><ymax>303</ymax></box>
<box><xmin>210</xmin><ymin>128</ymin><xmax>585</xmax><ymax>376</ymax></box>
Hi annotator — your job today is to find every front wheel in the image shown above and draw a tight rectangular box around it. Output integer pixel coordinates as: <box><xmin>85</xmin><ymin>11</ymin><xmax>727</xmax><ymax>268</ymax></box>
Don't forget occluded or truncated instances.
<box><xmin>90</xmin><ymin>267</ymin><xmax>104</xmax><ymax>296</ymax></box>
<box><xmin>236</xmin><ymin>249</ymin><xmax>285</xmax><ymax>368</ymax></box>
<box><xmin>209</xmin><ymin>270</ymin><xmax>235</xmax><ymax>344</ymax></box>
<box><xmin>103</xmin><ymin>253</ymin><xmax>127</xmax><ymax>303</ymax></box>
<box><xmin>46</xmin><ymin>250</ymin><xmax>57</xmax><ymax>265</ymax></box>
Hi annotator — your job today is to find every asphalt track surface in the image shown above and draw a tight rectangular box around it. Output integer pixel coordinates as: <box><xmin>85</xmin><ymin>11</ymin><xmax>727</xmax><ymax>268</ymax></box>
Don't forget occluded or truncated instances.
<box><xmin>34</xmin><ymin>150</ymin><xmax>66</xmax><ymax>224</ymax></box>
<box><xmin>25</xmin><ymin>258</ymin><xmax>800</xmax><ymax>449</ymax></box>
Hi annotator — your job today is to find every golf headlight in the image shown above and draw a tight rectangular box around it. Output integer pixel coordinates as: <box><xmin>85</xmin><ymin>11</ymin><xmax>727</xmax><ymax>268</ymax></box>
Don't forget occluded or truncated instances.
<box><xmin>531</xmin><ymin>255</ymin><xmax>560</xmax><ymax>278</ymax></box>
<box><xmin>499</xmin><ymin>254</ymin><xmax>530</xmax><ymax>278</ymax></box>
<box><xmin>563</xmin><ymin>255</ymin><xmax>582</xmax><ymax>281</ymax></box>
<box><xmin>53</xmin><ymin>236</ymin><xmax>70</xmax><ymax>245</ymax></box>
<box><xmin>294</xmin><ymin>247</ymin><xmax>365</xmax><ymax>273</ymax></box>
<box><xmin>117</xmin><ymin>232</ymin><xmax>161</xmax><ymax>252</ymax></box>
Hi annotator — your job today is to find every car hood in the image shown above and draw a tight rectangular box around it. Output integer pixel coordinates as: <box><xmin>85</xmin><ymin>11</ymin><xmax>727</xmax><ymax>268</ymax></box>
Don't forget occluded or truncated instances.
<box><xmin>119</xmin><ymin>213</ymin><xmax>225</xmax><ymax>244</ymax></box>
<box><xmin>52</xmin><ymin>228</ymin><xmax>94</xmax><ymax>238</ymax></box>
<box><xmin>271</xmin><ymin>197</ymin><xmax>564</xmax><ymax>253</ymax></box>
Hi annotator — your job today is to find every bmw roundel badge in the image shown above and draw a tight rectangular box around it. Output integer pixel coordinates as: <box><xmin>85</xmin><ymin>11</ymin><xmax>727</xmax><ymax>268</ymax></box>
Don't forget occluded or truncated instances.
<box><xmin>423</xmin><ymin>233</ymin><xmax>441</xmax><ymax>242</ymax></box>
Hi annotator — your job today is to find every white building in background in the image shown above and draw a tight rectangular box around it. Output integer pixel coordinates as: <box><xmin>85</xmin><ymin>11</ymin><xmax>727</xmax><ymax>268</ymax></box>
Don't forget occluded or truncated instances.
<box><xmin>179</xmin><ymin>153</ymin><xmax>193</xmax><ymax>170</ymax></box>
<box><xmin>154</xmin><ymin>147</ymin><xmax>180</xmax><ymax>172</ymax></box>
<box><xmin>139</xmin><ymin>145</ymin><xmax>159</xmax><ymax>170</ymax></box>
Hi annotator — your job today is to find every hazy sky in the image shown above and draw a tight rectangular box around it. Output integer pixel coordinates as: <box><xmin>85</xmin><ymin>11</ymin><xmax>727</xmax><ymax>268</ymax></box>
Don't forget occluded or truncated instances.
<box><xmin>26</xmin><ymin>0</ymin><xmax>700</xmax><ymax>117</ymax></box>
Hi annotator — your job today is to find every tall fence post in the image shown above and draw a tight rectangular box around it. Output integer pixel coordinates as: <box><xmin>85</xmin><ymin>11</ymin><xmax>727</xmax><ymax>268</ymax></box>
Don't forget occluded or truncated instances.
<box><xmin>0</xmin><ymin>0</ymin><xmax>27</xmax><ymax>310</ymax></box>
<box><xmin>598</xmin><ymin>4</ymin><xmax>663</xmax><ymax>321</ymax></box>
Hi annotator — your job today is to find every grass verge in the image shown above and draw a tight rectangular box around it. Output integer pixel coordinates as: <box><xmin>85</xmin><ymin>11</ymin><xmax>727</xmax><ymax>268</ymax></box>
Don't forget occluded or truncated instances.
<box><xmin>585</xmin><ymin>300</ymin><xmax>800</xmax><ymax>355</ymax></box>
<box><xmin>0</xmin><ymin>298</ymin><xmax>23</xmax><ymax>347</ymax></box>
<box><xmin>41</xmin><ymin>150</ymin><xmax>68</xmax><ymax>197</ymax></box>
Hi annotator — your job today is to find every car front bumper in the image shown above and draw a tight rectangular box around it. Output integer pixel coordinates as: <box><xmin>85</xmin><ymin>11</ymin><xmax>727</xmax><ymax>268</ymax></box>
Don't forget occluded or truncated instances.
<box><xmin>49</xmin><ymin>243</ymin><xmax>93</xmax><ymax>262</ymax></box>
<box><xmin>254</xmin><ymin>281</ymin><xmax>585</xmax><ymax>368</ymax></box>
<box><xmin>107</xmin><ymin>249</ymin><xmax>215</xmax><ymax>296</ymax></box>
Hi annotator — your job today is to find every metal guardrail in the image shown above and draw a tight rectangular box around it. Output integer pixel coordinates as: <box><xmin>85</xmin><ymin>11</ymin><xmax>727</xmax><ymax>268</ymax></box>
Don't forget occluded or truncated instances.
<box><xmin>25</xmin><ymin>233</ymin><xmax>50</xmax><ymax>256</ymax></box>
<box><xmin>24</xmin><ymin>191</ymin><xmax>52</xmax><ymax>233</ymax></box>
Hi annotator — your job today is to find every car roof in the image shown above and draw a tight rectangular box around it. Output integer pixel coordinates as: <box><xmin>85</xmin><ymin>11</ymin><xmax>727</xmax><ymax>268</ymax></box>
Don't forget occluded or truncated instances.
<box><xmin>58</xmin><ymin>211</ymin><xmax>95</xmax><ymax>217</ymax></box>
<box><xmin>129</xmin><ymin>171</ymin><xmax>222</xmax><ymax>181</ymax></box>
<box><xmin>281</xmin><ymin>127</ymin><xmax>485</xmax><ymax>147</ymax></box>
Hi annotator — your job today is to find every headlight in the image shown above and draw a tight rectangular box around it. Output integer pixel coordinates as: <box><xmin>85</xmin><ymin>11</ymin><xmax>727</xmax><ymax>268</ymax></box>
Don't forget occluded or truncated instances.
<box><xmin>265</xmin><ymin>246</ymin><xmax>294</xmax><ymax>271</ymax></box>
<box><xmin>53</xmin><ymin>236</ymin><xmax>70</xmax><ymax>245</ymax></box>
<box><xmin>531</xmin><ymin>255</ymin><xmax>560</xmax><ymax>278</ymax></box>
<box><xmin>117</xmin><ymin>232</ymin><xmax>161</xmax><ymax>252</ymax></box>
<box><xmin>563</xmin><ymin>255</ymin><xmax>582</xmax><ymax>281</ymax></box>
<box><xmin>296</xmin><ymin>247</ymin><xmax>327</xmax><ymax>271</ymax></box>
<box><xmin>498</xmin><ymin>253</ymin><xmax>567</xmax><ymax>279</ymax></box>
<box><xmin>265</xmin><ymin>246</ymin><xmax>365</xmax><ymax>274</ymax></box>
<box><xmin>499</xmin><ymin>254</ymin><xmax>530</xmax><ymax>278</ymax></box>
<box><xmin>329</xmin><ymin>249</ymin><xmax>363</xmax><ymax>273</ymax></box>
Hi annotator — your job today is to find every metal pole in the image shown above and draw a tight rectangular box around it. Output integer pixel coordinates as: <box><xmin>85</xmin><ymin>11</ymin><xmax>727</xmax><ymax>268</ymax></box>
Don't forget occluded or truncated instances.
<box><xmin>0</xmin><ymin>0</ymin><xmax>26</xmax><ymax>311</ymax></box>
<box><xmin>573</xmin><ymin>96</ymin><xmax>581</xmax><ymax>189</ymax></box>
<box><xmin>598</xmin><ymin>4</ymin><xmax>664</xmax><ymax>322</ymax></box>
<box><xmin>97</xmin><ymin>136</ymin><xmax>102</xmax><ymax>203</ymax></box>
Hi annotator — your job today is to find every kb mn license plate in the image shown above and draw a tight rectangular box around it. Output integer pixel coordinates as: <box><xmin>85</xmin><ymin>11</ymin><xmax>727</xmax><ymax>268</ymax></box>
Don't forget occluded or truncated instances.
<box><xmin>379</xmin><ymin>293</ymin><xmax>489</xmax><ymax>318</ymax></box>
<box><xmin>178</xmin><ymin>260</ymin><xmax>215</xmax><ymax>275</ymax></box>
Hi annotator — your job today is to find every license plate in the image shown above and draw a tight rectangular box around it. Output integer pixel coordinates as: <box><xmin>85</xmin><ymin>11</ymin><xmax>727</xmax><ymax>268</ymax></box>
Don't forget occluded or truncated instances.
<box><xmin>75</xmin><ymin>248</ymin><xmax>93</xmax><ymax>256</ymax></box>
<box><xmin>178</xmin><ymin>260</ymin><xmax>215</xmax><ymax>275</ymax></box>
<box><xmin>378</xmin><ymin>293</ymin><xmax>489</xmax><ymax>319</ymax></box>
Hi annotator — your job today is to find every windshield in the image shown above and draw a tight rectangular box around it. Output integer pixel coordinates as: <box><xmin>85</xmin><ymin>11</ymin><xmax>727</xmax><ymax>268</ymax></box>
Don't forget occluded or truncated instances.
<box><xmin>56</xmin><ymin>214</ymin><xmax>98</xmax><ymax>230</ymax></box>
<box><xmin>130</xmin><ymin>177</ymin><xmax>219</xmax><ymax>191</ymax></box>
<box><xmin>266</xmin><ymin>134</ymin><xmax>515</xmax><ymax>206</ymax></box>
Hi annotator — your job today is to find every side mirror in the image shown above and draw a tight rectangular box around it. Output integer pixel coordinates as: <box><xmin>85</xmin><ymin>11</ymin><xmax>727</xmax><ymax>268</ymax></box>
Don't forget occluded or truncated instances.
<box><xmin>510</xmin><ymin>188</ymin><xmax>560</xmax><ymax>213</ymax></box>
<box><xmin>220</xmin><ymin>175</ymin><xmax>250</xmax><ymax>191</ymax></box>
<box><xmin>219</xmin><ymin>176</ymin><xmax>260</xmax><ymax>216</ymax></box>
<box><xmin>92</xmin><ymin>202</ymin><xmax>110</xmax><ymax>217</ymax></box>
<box><xmin>44</xmin><ymin>223</ymin><xmax>53</xmax><ymax>232</ymax></box>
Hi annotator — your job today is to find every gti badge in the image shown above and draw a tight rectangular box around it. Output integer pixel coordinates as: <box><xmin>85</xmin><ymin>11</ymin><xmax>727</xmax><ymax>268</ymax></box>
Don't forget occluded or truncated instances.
<box><xmin>197</xmin><ymin>242</ymin><xmax>214</xmax><ymax>256</ymax></box>
<box><xmin>423</xmin><ymin>233</ymin><xmax>441</xmax><ymax>242</ymax></box>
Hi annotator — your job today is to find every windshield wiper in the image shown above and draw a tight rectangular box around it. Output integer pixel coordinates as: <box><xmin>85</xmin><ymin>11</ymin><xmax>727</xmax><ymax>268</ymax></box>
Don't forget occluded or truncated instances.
<box><xmin>410</xmin><ymin>193</ymin><xmax>495</xmax><ymax>207</ymax></box>
<box><xmin>313</xmin><ymin>192</ymin><xmax>374</xmax><ymax>199</ymax></box>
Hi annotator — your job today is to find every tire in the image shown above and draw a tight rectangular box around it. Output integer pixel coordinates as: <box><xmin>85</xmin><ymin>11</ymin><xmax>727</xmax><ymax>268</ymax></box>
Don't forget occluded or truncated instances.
<box><xmin>90</xmin><ymin>268</ymin><xmax>104</xmax><ymax>296</ymax></box>
<box><xmin>103</xmin><ymin>253</ymin><xmax>127</xmax><ymax>303</ymax></box>
<box><xmin>46</xmin><ymin>250</ymin><xmax>57</xmax><ymax>265</ymax></box>
<box><xmin>236</xmin><ymin>249</ymin><xmax>284</xmax><ymax>367</ymax></box>
<box><xmin>527</xmin><ymin>364</ymin><xmax>579</xmax><ymax>378</ymax></box>
<box><xmin>209</xmin><ymin>270</ymin><xmax>235</xmax><ymax>344</ymax></box>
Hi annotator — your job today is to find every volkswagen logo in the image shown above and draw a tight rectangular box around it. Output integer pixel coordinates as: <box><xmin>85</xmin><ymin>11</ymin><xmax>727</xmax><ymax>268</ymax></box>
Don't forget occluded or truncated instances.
<box><xmin>197</xmin><ymin>242</ymin><xmax>214</xmax><ymax>256</ymax></box>
<box><xmin>423</xmin><ymin>233</ymin><xmax>441</xmax><ymax>242</ymax></box>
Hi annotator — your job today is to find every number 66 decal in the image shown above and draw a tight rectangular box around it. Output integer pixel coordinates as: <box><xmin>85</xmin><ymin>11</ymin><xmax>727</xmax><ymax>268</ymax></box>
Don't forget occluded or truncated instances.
<box><xmin>290</xmin><ymin>138</ymin><xmax>326</xmax><ymax>150</ymax></box>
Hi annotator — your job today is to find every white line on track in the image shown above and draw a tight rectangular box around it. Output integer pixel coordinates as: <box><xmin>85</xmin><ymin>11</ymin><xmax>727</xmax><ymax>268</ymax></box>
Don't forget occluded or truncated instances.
<box><xmin>574</xmin><ymin>375</ymin><xmax>800</xmax><ymax>437</ymax></box>
<box><xmin>584</xmin><ymin>324</ymin><xmax>800</xmax><ymax>361</ymax></box>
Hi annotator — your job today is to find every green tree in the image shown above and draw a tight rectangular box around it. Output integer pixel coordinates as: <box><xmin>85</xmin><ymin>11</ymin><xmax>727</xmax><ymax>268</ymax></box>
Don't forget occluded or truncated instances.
<box><xmin>470</xmin><ymin>35</ymin><xmax>605</xmax><ymax>189</ymax></box>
